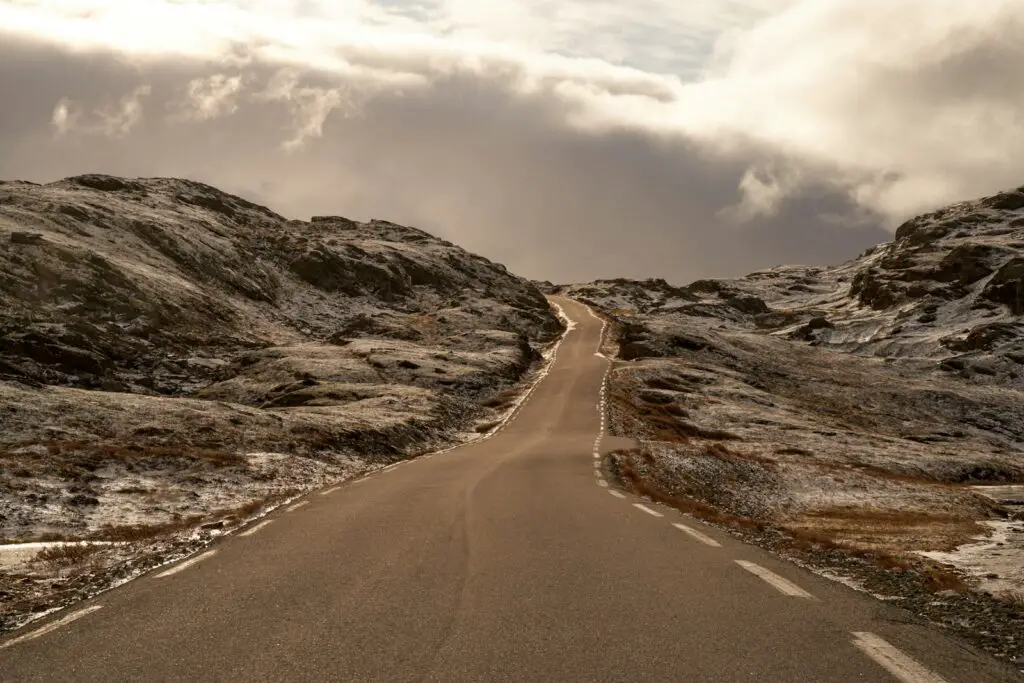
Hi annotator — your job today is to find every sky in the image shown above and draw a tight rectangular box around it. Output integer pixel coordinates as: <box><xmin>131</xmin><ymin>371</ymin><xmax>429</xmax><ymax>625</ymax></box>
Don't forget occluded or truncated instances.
<box><xmin>1</xmin><ymin>0</ymin><xmax>1023</xmax><ymax>283</ymax></box>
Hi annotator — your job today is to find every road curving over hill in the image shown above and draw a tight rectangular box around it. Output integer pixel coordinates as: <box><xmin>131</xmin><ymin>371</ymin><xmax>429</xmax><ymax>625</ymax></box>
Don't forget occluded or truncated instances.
<box><xmin>2</xmin><ymin>297</ymin><xmax>1020</xmax><ymax>682</ymax></box>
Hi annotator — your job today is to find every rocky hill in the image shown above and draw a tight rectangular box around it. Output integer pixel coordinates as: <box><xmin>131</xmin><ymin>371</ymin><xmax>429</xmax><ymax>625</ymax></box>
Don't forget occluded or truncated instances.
<box><xmin>567</xmin><ymin>185</ymin><xmax>1024</xmax><ymax>383</ymax></box>
<box><xmin>559</xmin><ymin>185</ymin><xmax>1024</xmax><ymax>663</ymax></box>
<box><xmin>0</xmin><ymin>174</ymin><xmax>562</xmax><ymax>619</ymax></box>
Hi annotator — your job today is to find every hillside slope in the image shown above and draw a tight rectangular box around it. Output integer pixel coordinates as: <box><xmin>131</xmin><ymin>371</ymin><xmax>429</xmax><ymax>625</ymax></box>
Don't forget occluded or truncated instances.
<box><xmin>559</xmin><ymin>185</ymin><xmax>1024</xmax><ymax>664</ymax></box>
<box><xmin>0</xmin><ymin>174</ymin><xmax>562</xmax><ymax>628</ymax></box>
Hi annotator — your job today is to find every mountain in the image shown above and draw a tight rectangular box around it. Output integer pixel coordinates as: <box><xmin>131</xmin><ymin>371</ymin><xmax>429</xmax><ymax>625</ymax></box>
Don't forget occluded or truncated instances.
<box><xmin>0</xmin><ymin>174</ymin><xmax>562</xmax><ymax>548</ymax></box>
<box><xmin>558</xmin><ymin>185</ymin><xmax>1024</xmax><ymax>611</ymax></box>
<box><xmin>566</xmin><ymin>185</ymin><xmax>1024</xmax><ymax>383</ymax></box>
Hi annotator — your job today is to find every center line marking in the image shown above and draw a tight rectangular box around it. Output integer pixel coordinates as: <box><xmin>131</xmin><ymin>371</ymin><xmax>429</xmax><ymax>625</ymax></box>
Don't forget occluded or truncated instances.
<box><xmin>671</xmin><ymin>522</ymin><xmax>721</xmax><ymax>547</ymax></box>
<box><xmin>286</xmin><ymin>501</ymin><xmax>308</xmax><ymax>512</ymax></box>
<box><xmin>735</xmin><ymin>560</ymin><xmax>813</xmax><ymax>598</ymax></box>
<box><xmin>851</xmin><ymin>632</ymin><xmax>948</xmax><ymax>683</ymax></box>
<box><xmin>1</xmin><ymin>605</ymin><xmax>103</xmax><ymax>649</ymax></box>
<box><xmin>608</xmin><ymin>490</ymin><xmax>626</xmax><ymax>499</ymax></box>
<box><xmin>633</xmin><ymin>503</ymin><xmax>663</xmax><ymax>518</ymax></box>
<box><xmin>319</xmin><ymin>486</ymin><xmax>341</xmax><ymax>496</ymax></box>
<box><xmin>239</xmin><ymin>520</ymin><xmax>273</xmax><ymax>537</ymax></box>
<box><xmin>156</xmin><ymin>550</ymin><xmax>217</xmax><ymax>578</ymax></box>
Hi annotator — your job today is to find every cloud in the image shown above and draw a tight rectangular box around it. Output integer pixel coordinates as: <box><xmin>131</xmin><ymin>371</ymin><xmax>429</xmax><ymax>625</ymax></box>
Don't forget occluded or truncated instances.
<box><xmin>252</xmin><ymin>69</ymin><xmax>364</xmax><ymax>151</ymax></box>
<box><xmin>50</xmin><ymin>98</ymin><xmax>77</xmax><ymax>136</ymax></box>
<box><xmin>1</xmin><ymin>0</ymin><xmax>1021</xmax><ymax>282</ymax></box>
<box><xmin>50</xmin><ymin>84</ymin><xmax>152</xmax><ymax>138</ymax></box>
<box><xmin>176</xmin><ymin>74</ymin><xmax>245</xmax><ymax>122</ymax></box>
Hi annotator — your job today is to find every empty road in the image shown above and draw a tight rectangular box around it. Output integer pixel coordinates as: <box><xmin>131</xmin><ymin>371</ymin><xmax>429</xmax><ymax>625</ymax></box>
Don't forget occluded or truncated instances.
<box><xmin>2</xmin><ymin>297</ymin><xmax>1020</xmax><ymax>682</ymax></box>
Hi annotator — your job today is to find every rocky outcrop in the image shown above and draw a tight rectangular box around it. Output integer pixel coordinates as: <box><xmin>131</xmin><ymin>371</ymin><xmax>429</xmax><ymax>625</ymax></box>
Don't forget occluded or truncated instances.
<box><xmin>0</xmin><ymin>174</ymin><xmax>561</xmax><ymax>394</ymax></box>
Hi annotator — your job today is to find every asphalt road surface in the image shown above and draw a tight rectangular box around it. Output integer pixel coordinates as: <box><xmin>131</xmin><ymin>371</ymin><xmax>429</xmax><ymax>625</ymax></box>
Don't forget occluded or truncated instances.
<box><xmin>2</xmin><ymin>297</ymin><xmax>1021</xmax><ymax>682</ymax></box>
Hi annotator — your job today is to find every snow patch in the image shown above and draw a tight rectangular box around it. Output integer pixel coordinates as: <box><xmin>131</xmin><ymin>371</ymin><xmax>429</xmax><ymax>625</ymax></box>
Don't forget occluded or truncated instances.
<box><xmin>918</xmin><ymin>520</ymin><xmax>1024</xmax><ymax>598</ymax></box>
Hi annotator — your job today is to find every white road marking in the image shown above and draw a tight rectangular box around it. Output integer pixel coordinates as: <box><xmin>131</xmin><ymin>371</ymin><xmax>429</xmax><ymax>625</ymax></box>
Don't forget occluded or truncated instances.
<box><xmin>1</xmin><ymin>606</ymin><xmax>103</xmax><ymax>649</ymax></box>
<box><xmin>609</xmin><ymin>490</ymin><xmax>626</xmax><ymax>499</ymax></box>
<box><xmin>597</xmin><ymin>480</ymin><xmax>609</xmax><ymax>488</ymax></box>
<box><xmin>319</xmin><ymin>486</ymin><xmax>341</xmax><ymax>496</ymax></box>
<box><xmin>851</xmin><ymin>632</ymin><xmax>948</xmax><ymax>683</ymax></box>
<box><xmin>633</xmin><ymin>503</ymin><xmax>664</xmax><ymax>518</ymax></box>
<box><xmin>671</xmin><ymin>522</ymin><xmax>721</xmax><ymax>547</ymax></box>
<box><xmin>593</xmin><ymin>470</ymin><xmax>602</xmax><ymax>478</ymax></box>
<box><xmin>239</xmin><ymin>520</ymin><xmax>273</xmax><ymax>537</ymax></box>
<box><xmin>286</xmin><ymin>501</ymin><xmax>309</xmax><ymax>512</ymax></box>
<box><xmin>156</xmin><ymin>550</ymin><xmax>218</xmax><ymax>578</ymax></box>
<box><xmin>735</xmin><ymin>560</ymin><xmax>813</xmax><ymax>598</ymax></box>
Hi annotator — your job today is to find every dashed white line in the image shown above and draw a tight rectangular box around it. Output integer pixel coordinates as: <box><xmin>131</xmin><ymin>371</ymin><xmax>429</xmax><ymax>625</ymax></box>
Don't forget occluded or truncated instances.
<box><xmin>633</xmin><ymin>503</ymin><xmax>664</xmax><ymax>518</ymax></box>
<box><xmin>239</xmin><ymin>520</ymin><xmax>273</xmax><ymax>537</ymax></box>
<box><xmin>286</xmin><ymin>501</ymin><xmax>309</xmax><ymax>512</ymax></box>
<box><xmin>319</xmin><ymin>486</ymin><xmax>341</xmax><ymax>496</ymax></box>
<box><xmin>1</xmin><ymin>606</ymin><xmax>103</xmax><ymax>649</ymax></box>
<box><xmin>593</xmin><ymin>470</ymin><xmax>602</xmax><ymax>478</ymax></box>
<box><xmin>597</xmin><ymin>480</ymin><xmax>609</xmax><ymax>488</ymax></box>
<box><xmin>671</xmin><ymin>522</ymin><xmax>722</xmax><ymax>547</ymax></box>
<box><xmin>156</xmin><ymin>550</ymin><xmax>218</xmax><ymax>578</ymax></box>
<box><xmin>851</xmin><ymin>632</ymin><xmax>948</xmax><ymax>683</ymax></box>
<box><xmin>735</xmin><ymin>560</ymin><xmax>813</xmax><ymax>598</ymax></box>
<box><xmin>608</xmin><ymin>490</ymin><xmax>626</xmax><ymax>499</ymax></box>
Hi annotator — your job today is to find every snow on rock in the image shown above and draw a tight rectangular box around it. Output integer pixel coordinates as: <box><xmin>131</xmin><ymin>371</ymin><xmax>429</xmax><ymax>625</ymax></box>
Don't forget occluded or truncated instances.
<box><xmin>0</xmin><ymin>175</ymin><xmax>562</xmax><ymax>597</ymax></box>
<box><xmin>561</xmin><ymin>183</ymin><xmax>1024</xmax><ymax>599</ymax></box>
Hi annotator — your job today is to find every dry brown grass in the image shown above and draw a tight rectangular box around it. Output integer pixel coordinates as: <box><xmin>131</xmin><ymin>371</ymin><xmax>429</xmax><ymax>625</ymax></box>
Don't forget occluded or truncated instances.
<box><xmin>614</xmin><ymin>389</ymin><xmax>741</xmax><ymax>443</ymax></box>
<box><xmin>10</xmin><ymin>440</ymin><xmax>247</xmax><ymax>469</ymax></box>
<box><xmin>775</xmin><ymin>446</ymin><xmax>813</xmax><ymax>456</ymax></box>
<box><xmin>784</xmin><ymin>507</ymin><xmax>981</xmax><ymax>555</ymax></box>
<box><xmin>34</xmin><ymin>543</ymin><xmax>103</xmax><ymax>568</ymax></box>
<box><xmin>91</xmin><ymin>496</ymin><xmax>282</xmax><ymax>543</ymax></box>
<box><xmin>614</xmin><ymin>450</ymin><xmax>764</xmax><ymax>531</ymax></box>
<box><xmin>1000</xmin><ymin>590</ymin><xmax>1024</xmax><ymax>609</ymax></box>
<box><xmin>612</xmin><ymin>451</ymin><xmax>974</xmax><ymax>594</ymax></box>
<box><xmin>95</xmin><ymin>516</ymin><xmax>206</xmax><ymax>543</ymax></box>
<box><xmin>780</xmin><ymin>517</ymin><xmax>970</xmax><ymax>592</ymax></box>
<box><xmin>480</xmin><ymin>388</ymin><xmax>521</xmax><ymax>410</ymax></box>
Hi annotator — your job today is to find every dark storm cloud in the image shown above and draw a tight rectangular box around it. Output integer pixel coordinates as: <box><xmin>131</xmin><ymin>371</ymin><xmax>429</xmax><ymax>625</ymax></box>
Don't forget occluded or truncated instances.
<box><xmin>0</xmin><ymin>36</ymin><xmax>888</xmax><ymax>283</ymax></box>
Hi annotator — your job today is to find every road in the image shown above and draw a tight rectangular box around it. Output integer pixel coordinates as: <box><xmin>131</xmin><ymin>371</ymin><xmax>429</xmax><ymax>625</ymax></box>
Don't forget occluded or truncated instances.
<box><xmin>2</xmin><ymin>297</ymin><xmax>1020</xmax><ymax>682</ymax></box>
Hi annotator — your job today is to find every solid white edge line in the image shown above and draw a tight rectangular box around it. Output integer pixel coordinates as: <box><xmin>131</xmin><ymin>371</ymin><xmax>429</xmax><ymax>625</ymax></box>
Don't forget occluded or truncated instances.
<box><xmin>155</xmin><ymin>550</ymin><xmax>218</xmax><ymax>578</ymax></box>
<box><xmin>734</xmin><ymin>560</ymin><xmax>813</xmax><ymax>598</ymax></box>
<box><xmin>319</xmin><ymin>486</ymin><xmax>341</xmax><ymax>496</ymax></box>
<box><xmin>286</xmin><ymin>501</ymin><xmax>309</xmax><ymax>512</ymax></box>
<box><xmin>1</xmin><ymin>605</ymin><xmax>103</xmax><ymax>649</ymax></box>
<box><xmin>609</xmin><ymin>490</ymin><xmax>626</xmax><ymax>499</ymax></box>
<box><xmin>851</xmin><ymin>632</ymin><xmax>949</xmax><ymax>683</ymax></box>
<box><xmin>671</xmin><ymin>522</ymin><xmax>722</xmax><ymax>547</ymax></box>
<box><xmin>239</xmin><ymin>520</ymin><xmax>273</xmax><ymax>537</ymax></box>
<box><xmin>633</xmin><ymin>503</ymin><xmax>663</xmax><ymax>518</ymax></box>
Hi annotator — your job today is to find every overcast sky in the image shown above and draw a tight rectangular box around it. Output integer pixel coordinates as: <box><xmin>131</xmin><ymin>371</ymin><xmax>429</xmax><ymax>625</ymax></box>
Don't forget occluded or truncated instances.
<box><xmin>2</xmin><ymin>0</ymin><xmax>1023</xmax><ymax>283</ymax></box>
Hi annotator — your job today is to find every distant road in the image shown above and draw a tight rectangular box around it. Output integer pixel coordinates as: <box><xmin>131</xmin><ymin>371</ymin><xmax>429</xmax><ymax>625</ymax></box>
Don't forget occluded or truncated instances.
<box><xmin>2</xmin><ymin>297</ymin><xmax>1019</xmax><ymax>682</ymax></box>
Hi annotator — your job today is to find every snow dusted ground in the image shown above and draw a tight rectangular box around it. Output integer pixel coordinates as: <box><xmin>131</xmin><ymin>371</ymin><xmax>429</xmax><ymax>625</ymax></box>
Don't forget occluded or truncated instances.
<box><xmin>559</xmin><ymin>184</ymin><xmax>1024</xmax><ymax>664</ymax></box>
<box><xmin>0</xmin><ymin>174</ymin><xmax>564</xmax><ymax>631</ymax></box>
